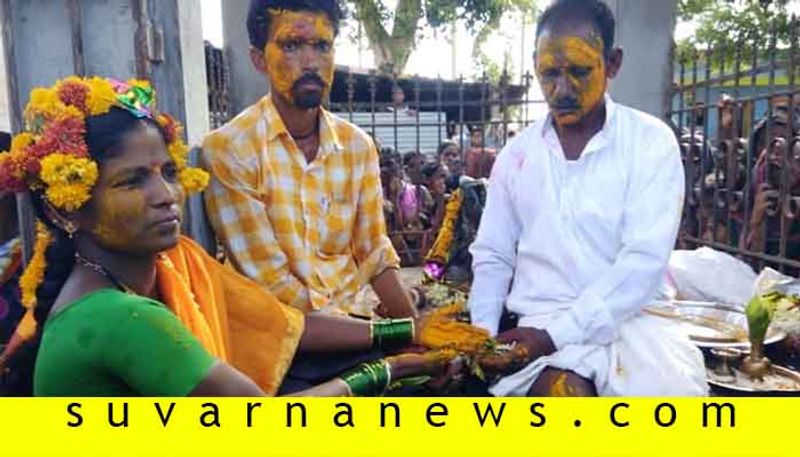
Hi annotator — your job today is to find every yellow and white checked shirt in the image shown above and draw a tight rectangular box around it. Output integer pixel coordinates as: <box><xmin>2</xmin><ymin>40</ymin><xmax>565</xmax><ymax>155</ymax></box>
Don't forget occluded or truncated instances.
<box><xmin>201</xmin><ymin>96</ymin><xmax>400</xmax><ymax>316</ymax></box>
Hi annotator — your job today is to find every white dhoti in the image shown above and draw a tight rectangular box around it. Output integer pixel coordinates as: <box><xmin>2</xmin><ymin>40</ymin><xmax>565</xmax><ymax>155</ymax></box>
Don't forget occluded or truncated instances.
<box><xmin>490</xmin><ymin>313</ymin><xmax>709</xmax><ymax>397</ymax></box>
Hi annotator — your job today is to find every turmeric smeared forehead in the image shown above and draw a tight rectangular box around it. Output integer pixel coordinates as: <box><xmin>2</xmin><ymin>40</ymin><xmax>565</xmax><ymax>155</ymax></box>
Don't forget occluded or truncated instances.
<box><xmin>537</xmin><ymin>35</ymin><xmax>604</xmax><ymax>71</ymax></box>
<box><xmin>536</xmin><ymin>16</ymin><xmax>604</xmax><ymax>64</ymax></box>
<box><xmin>267</xmin><ymin>9</ymin><xmax>334</xmax><ymax>43</ymax></box>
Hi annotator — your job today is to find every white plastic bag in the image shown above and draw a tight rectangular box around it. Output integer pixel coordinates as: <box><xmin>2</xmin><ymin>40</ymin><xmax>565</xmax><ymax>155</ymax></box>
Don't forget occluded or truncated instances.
<box><xmin>664</xmin><ymin>247</ymin><xmax>757</xmax><ymax>308</ymax></box>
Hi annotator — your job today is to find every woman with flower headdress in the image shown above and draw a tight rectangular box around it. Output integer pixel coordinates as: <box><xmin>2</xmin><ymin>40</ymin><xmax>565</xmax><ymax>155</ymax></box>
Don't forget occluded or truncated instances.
<box><xmin>0</xmin><ymin>76</ymin><xmax>488</xmax><ymax>396</ymax></box>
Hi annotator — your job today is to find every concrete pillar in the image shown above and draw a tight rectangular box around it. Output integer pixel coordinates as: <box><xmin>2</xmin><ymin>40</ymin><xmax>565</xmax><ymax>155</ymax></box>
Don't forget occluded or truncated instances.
<box><xmin>604</xmin><ymin>0</ymin><xmax>678</xmax><ymax>117</ymax></box>
<box><xmin>1</xmin><ymin>0</ymin><xmax>208</xmax><ymax>139</ymax></box>
<box><xmin>178</xmin><ymin>0</ymin><xmax>210</xmax><ymax>146</ymax></box>
<box><xmin>222</xmin><ymin>0</ymin><xmax>268</xmax><ymax>116</ymax></box>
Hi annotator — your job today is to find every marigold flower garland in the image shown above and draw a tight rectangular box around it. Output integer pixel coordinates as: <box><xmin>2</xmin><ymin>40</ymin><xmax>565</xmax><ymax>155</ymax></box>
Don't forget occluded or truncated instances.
<box><xmin>423</xmin><ymin>189</ymin><xmax>463</xmax><ymax>281</ymax></box>
<box><xmin>0</xmin><ymin>76</ymin><xmax>209</xmax><ymax>310</ymax></box>
<box><xmin>19</xmin><ymin>223</ymin><xmax>52</xmax><ymax>310</ymax></box>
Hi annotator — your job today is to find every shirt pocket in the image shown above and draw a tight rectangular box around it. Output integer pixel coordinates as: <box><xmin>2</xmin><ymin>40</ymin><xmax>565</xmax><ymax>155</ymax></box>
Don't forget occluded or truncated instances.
<box><xmin>574</xmin><ymin>178</ymin><xmax>625</xmax><ymax>253</ymax></box>
<box><xmin>320</xmin><ymin>200</ymin><xmax>355</xmax><ymax>255</ymax></box>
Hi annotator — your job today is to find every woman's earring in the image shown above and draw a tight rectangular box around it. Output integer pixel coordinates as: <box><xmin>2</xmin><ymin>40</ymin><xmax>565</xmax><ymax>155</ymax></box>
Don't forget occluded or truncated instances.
<box><xmin>64</xmin><ymin>222</ymin><xmax>77</xmax><ymax>239</ymax></box>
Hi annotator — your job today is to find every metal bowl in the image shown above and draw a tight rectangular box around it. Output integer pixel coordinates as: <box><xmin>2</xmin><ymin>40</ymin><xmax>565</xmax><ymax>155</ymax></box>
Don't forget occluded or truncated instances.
<box><xmin>645</xmin><ymin>300</ymin><xmax>786</xmax><ymax>349</ymax></box>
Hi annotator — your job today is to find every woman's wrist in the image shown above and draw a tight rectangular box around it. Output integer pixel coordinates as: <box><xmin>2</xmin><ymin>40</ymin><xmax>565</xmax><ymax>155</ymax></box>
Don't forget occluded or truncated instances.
<box><xmin>371</xmin><ymin>318</ymin><xmax>415</xmax><ymax>350</ymax></box>
<box><xmin>339</xmin><ymin>359</ymin><xmax>392</xmax><ymax>396</ymax></box>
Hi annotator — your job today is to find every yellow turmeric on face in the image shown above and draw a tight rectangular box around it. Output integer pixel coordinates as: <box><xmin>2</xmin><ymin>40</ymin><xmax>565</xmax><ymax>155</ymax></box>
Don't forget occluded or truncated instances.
<box><xmin>90</xmin><ymin>189</ymin><xmax>147</xmax><ymax>249</ymax></box>
<box><xmin>536</xmin><ymin>35</ymin><xmax>606</xmax><ymax>126</ymax></box>
<box><xmin>264</xmin><ymin>10</ymin><xmax>335</xmax><ymax>103</ymax></box>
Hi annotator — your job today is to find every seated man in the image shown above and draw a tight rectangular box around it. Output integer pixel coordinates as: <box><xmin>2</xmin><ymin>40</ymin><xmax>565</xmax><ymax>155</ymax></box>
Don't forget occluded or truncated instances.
<box><xmin>468</xmin><ymin>0</ymin><xmax>707</xmax><ymax>396</ymax></box>
<box><xmin>202</xmin><ymin>0</ymin><xmax>415</xmax><ymax>319</ymax></box>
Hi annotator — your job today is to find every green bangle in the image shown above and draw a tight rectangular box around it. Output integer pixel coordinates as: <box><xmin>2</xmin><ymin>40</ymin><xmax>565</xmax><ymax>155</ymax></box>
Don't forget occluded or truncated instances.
<box><xmin>372</xmin><ymin>318</ymin><xmax>415</xmax><ymax>350</ymax></box>
<box><xmin>340</xmin><ymin>360</ymin><xmax>391</xmax><ymax>396</ymax></box>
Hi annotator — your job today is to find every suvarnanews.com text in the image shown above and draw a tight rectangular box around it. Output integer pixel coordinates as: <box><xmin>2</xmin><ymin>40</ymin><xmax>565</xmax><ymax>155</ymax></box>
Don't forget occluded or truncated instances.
<box><xmin>62</xmin><ymin>400</ymin><xmax>737</xmax><ymax>429</ymax></box>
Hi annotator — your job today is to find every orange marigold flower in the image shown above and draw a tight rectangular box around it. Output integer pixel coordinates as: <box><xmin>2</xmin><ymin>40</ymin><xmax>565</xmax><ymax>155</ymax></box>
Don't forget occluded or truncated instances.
<box><xmin>0</xmin><ymin>152</ymin><xmax>27</xmax><ymax>193</ymax></box>
<box><xmin>33</xmin><ymin>115</ymin><xmax>88</xmax><ymax>158</ymax></box>
<box><xmin>20</xmin><ymin>154</ymin><xmax>41</xmax><ymax>176</ymax></box>
<box><xmin>156</xmin><ymin>113</ymin><xmax>181</xmax><ymax>144</ymax></box>
<box><xmin>56</xmin><ymin>77</ymin><xmax>90</xmax><ymax>114</ymax></box>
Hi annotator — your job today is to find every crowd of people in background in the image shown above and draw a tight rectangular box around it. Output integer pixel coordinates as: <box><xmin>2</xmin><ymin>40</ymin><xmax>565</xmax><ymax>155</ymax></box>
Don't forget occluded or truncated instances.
<box><xmin>375</xmin><ymin>123</ymin><xmax>514</xmax><ymax>266</ymax></box>
<box><xmin>678</xmin><ymin>93</ymin><xmax>800</xmax><ymax>276</ymax></box>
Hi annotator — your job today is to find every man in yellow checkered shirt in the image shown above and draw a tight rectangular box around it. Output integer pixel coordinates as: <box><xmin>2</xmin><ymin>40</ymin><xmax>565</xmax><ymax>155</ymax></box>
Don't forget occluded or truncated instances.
<box><xmin>201</xmin><ymin>0</ymin><xmax>415</xmax><ymax>320</ymax></box>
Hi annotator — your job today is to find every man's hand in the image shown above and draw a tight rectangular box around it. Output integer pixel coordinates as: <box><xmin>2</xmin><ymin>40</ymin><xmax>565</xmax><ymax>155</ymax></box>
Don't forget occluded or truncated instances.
<box><xmin>495</xmin><ymin>327</ymin><xmax>557</xmax><ymax>364</ymax></box>
<box><xmin>371</xmin><ymin>268</ymin><xmax>418</xmax><ymax>318</ymax></box>
<box><xmin>750</xmin><ymin>183</ymin><xmax>778</xmax><ymax>228</ymax></box>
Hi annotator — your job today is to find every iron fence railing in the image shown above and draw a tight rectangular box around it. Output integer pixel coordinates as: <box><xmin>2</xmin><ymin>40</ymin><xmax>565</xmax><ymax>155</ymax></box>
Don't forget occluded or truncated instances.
<box><xmin>668</xmin><ymin>17</ymin><xmax>800</xmax><ymax>276</ymax></box>
<box><xmin>325</xmin><ymin>69</ymin><xmax>545</xmax><ymax>266</ymax></box>
<box><xmin>205</xmin><ymin>42</ymin><xmax>231</xmax><ymax>130</ymax></box>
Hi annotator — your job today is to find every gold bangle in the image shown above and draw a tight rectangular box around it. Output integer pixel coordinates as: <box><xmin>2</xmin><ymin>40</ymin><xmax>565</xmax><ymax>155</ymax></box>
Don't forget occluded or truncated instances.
<box><xmin>383</xmin><ymin>359</ymin><xmax>392</xmax><ymax>389</ymax></box>
<box><xmin>369</xmin><ymin>320</ymin><xmax>374</xmax><ymax>347</ymax></box>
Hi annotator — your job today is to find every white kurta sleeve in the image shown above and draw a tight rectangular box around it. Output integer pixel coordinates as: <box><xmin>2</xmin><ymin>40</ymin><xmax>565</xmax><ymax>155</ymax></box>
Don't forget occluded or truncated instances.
<box><xmin>544</xmin><ymin>127</ymin><xmax>685</xmax><ymax>349</ymax></box>
<box><xmin>468</xmin><ymin>148</ymin><xmax>522</xmax><ymax>336</ymax></box>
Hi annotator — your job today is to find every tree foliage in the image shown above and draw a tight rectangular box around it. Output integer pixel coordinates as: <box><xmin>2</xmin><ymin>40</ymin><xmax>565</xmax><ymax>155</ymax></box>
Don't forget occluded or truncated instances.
<box><xmin>346</xmin><ymin>0</ymin><xmax>535</xmax><ymax>74</ymax></box>
<box><xmin>676</xmin><ymin>0</ymin><xmax>798</xmax><ymax>64</ymax></box>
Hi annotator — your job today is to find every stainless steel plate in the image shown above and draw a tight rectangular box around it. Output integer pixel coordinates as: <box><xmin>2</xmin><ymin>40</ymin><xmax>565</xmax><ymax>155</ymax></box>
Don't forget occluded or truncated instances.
<box><xmin>707</xmin><ymin>365</ymin><xmax>800</xmax><ymax>394</ymax></box>
<box><xmin>645</xmin><ymin>300</ymin><xmax>786</xmax><ymax>349</ymax></box>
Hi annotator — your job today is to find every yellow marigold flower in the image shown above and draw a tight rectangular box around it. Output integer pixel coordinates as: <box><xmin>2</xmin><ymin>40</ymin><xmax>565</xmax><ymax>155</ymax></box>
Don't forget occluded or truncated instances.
<box><xmin>85</xmin><ymin>76</ymin><xmax>117</xmax><ymax>116</ymax></box>
<box><xmin>425</xmin><ymin>189</ymin><xmax>463</xmax><ymax>263</ymax></box>
<box><xmin>10</xmin><ymin>132</ymin><xmax>35</xmax><ymax>154</ymax></box>
<box><xmin>55</xmin><ymin>76</ymin><xmax>91</xmax><ymax>114</ymax></box>
<box><xmin>44</xmin><ymin>182</ymin><xmax>94</xmax><ymax>212</ymax></box>
<box><xmin>127</xmin><ymin>78</ymin><xmax>152</xmax><ymax>90</ymax></box>
<box><xmin>40</xmin><ymin>153</ymin><xmax>99</xmax><ymax>211</ymax></box>
<box><xmin>178</xmin><ymin>167</ymin><xmax>209</xmax><ymax>193</ymax></box>
<box><xmin>56</xmin><ymin>76</ymin><xmax>84</xmax><ymax>88</ymax></box>
<box><xmin>51</xmin><ymin>104</ymin><xmax>84</xmax><ymax>122</ymax></box>
<box><xmin>24</xmin><ymin>87</ymin><xmax>65</xmax><ymax>131</ymax></box>
<box><xmin>26</xmin><ymin>87</ymin><xmax>61</xmax><ymax>114</ymax></box>
<box><xmin>19</xmin><ymin>223</ymin><xmax>52</xmax><ymax>309</ymax></box>
<box><xmin>168</xmin><ymin>140</ymin><xmax>189</xmax><ymax>168</ymax></box>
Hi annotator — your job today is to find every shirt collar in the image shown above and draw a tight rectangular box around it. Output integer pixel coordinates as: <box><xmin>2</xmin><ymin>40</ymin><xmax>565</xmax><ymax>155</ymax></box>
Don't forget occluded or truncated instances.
<box><xmin>262</xmin><ymin>95</ymin><xmax>343</xmax><ymax>154</ymax></box>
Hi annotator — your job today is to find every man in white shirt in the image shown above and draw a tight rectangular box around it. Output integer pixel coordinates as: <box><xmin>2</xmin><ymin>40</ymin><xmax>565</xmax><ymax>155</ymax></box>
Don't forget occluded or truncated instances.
<box><xmin>468</xmin><ymin>0</ymin><xmax>707</xmax><ymax>396</ymax></box>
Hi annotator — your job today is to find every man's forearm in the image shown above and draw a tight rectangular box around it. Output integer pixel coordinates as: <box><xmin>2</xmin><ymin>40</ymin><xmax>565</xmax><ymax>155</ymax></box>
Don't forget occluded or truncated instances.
<box><xmin>371</xmin><ymin>268</ymin><xmax>417</xmax><ymax>318</ymax></box>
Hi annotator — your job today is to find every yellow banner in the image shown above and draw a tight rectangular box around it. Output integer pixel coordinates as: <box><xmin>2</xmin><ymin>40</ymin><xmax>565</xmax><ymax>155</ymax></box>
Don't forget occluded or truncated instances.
<box><xmin>0</xmin><ymin>398</ymin><xmax>794</xmax><ymax>456</ymax></box>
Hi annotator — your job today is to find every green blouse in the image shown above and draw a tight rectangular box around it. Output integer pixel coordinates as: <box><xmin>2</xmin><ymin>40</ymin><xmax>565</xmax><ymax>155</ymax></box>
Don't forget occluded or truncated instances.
<box><xmin>34</xmin><ymin>289</ymin><xmax>216</xmax><ymax>396</ymax></box>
